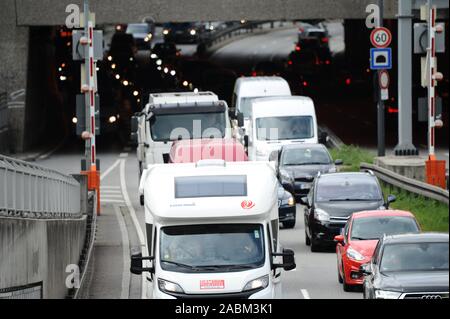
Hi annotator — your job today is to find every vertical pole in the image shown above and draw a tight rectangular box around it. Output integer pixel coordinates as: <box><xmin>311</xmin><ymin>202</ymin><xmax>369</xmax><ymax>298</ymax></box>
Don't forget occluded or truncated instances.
<box><xmin>377</xmin><ymin>0</ymin><xmax>385</xmax><ymax>157</ymax></box>
<box><xmin>428</xmin><ymin>2</ymin><xmax>436</xmax><ymax>159</ymax></box>
<box><xmin>394</xmin><ymin>0</ymin><xmax>418</xmax><ymax>156</ymax></box>
<box><xmin>83</xmin><ymin>0</ymin><xmax>91</xmax><ymax>169</ymax></box>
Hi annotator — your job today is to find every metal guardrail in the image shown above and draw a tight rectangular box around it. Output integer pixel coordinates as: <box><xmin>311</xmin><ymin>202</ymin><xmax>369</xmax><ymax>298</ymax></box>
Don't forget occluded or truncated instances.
<box><xmin>0</xmin><ymin>154</ymin><xmax>81</xmax><ymax>218</ymax></box>
<box><xmin>360</xmin><ymin>162</ymin><xmax>449</xmax><ymax>205</ymax></box>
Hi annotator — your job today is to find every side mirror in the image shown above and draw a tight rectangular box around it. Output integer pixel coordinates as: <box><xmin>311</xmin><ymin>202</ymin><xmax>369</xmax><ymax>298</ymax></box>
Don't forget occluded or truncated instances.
<box><xmin>335</xmin><ymin>159</ymin><xmax>343</xmax><ymax>166</ymax></box>
<box><xmin>237</xmin><ymin>112</ymin><xmax>244</xmax><ymax>127</ymax></box>
<box><xmin>130</xmin><ymin>250</ymin><xmax>154</xmax><ymax>275</ymax></box>
<box><xmin>319</xmin><ymin>131</ymin><xmax>329</xmax><ymax>144</ymax></box>
<box><xmin>130</xmin><ymin>132</ymin><xmax>138</xmax><ymax>145</ymax></box>
<box><xmin>334</xmin><ymin>234</ymin><xmax>345</xmax><ymax>244</ymax></box>
<box><xmin>273</xmin><ymin>248</ymin><xmax>296</xmax><ymax>271</ymax></box>
<box><xmin>385</xmin><ymin>194</ymin><xmax>396</xmax><ymax>208</ymax></box>
<box><xmin>299</xmin><ymin>196</ymin><xmax>309</xmax><ymax>207</ymax></box>
<box><xmin>131</xmin><ymin>115</ymin><xmax>139</xmax><ymax>134</ymax></box>
<box><xmin>243</xmin><ymin>135</ymin><xmax>249</xmax><ymax>148</ymax></box>
<box><xmin>359</xmin><ymin>263</ymin><xmax>372</xmax><ymax>276</ymax></box>
<box><xmin>269</xmin><ymin>150</ymin><xmax>279</xmax><ymax>163</ymax></box>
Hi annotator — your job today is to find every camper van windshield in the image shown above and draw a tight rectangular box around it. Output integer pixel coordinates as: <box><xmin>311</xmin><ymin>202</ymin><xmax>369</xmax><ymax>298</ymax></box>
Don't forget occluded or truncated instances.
<box><xmin>160</xmin><ymin>224</ymin><xmax>265</xmax><ymax>272</ymax></box>
<box><xmin>256</xmin><ymin>116</ymin><xmax>314</xmax><ymax>140</ymax></box>
<box><xmin>150</xmin><ymin>112</ymin><xmax>226</xmax><ymax>142</ymax></box>
<box><xmin>175</xmin><ymin>175</ymin><xmax>247</xmax><ymax>198</ymax></box>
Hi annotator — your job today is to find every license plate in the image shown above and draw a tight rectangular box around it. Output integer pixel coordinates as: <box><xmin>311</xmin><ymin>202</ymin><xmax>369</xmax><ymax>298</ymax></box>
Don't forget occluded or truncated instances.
<box><xmin>300</xmin><ymin>183</ymin><xmax>311</xmax><ymax>190</ymax></box>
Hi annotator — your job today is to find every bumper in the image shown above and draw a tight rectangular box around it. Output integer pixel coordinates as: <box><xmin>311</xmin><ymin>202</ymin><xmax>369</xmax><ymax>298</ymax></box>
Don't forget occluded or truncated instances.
<box><xmin>153</xmin><ymin>285</ymin><xmax>274</xmax><ymax>299</ymax></box>
<box><xmin>343</xmin><ymin>258</ymin><xmax>367</xmax><ymax>285</ymax></box>
<box><xmin>293</xmin><ymin>182</ymin><xmax>312</xmax><ymax>198</ymax></box>
<box><xmin>279</xmin><ymin>206</ymin><xmax>296</xmax><ymax>222</ymax></box>
<box><xmin>311</xmin><ymin>221</ymin><xmax>345</xmax><ymax>245</ymax></box>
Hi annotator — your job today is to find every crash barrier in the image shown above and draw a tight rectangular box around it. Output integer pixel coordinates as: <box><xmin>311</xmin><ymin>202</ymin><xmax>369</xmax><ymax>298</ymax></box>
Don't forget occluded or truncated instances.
<box><xmin>0</xmin><ymin>157</ymin><xmax>96</xmax><ymax>299</ymax></box>
<box><xmin>197</xmin><ymin>20</ymin><xmax>284</xmax><ymax>56</ymax></box>
<box><xmin>360</xmin><ymin>162</ymin><xmax>449</xmax><ymax>205</ymax></box>
<box><xmin>0</xmin><ymin>154</ymin><xmax>80</xmax><ymax>218</ymax></box>
<box><xmin>0</xmin><ymin>92</ymin><xmax>8</xmax><ymax>153</ymax></box>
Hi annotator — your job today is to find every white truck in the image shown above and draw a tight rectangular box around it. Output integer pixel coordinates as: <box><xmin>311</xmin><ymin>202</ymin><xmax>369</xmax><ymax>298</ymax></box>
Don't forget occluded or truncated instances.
<box><xmin>244</xmin><ymin>96</ymin><xmax>322</xmax><ymax>161</ymax></box>
<box><xmin>131</xmin><ymin>160</ymin><xmax>296</xmax><ymax>299</ymax></box>
<box><xmin>131</xmin><ymin>92</ymin><xmax>233</xmax><ymax>178</ymax></box>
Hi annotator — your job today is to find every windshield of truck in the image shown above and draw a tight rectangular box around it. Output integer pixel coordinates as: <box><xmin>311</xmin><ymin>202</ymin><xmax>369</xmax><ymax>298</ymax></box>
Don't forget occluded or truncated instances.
<box><xmin>239</xmin><ymin>97</ymin><xmax>256</xmax><ymax>118</ymax></box>
<box><xmin>256</xmin><ymin>116</ymin><xmax>314</xmax><ymax>141</ymax></box>
<box><xmin>150</xmin><ymin>112</ymin><xmax>226</xmax><ymax>142</ymax></box>
<box><xmin>160</xmin><ymin>224</ymin><xmax>265</xmax><ymax>273</ymax></box>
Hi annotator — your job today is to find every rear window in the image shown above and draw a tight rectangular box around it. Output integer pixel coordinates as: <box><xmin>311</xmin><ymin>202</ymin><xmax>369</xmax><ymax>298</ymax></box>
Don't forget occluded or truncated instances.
<box><xmin>175</xmin><ymin>175</ymin><xmax>247</xmax><ymax>198</ymax></box>
<box><xmin>316</xmin><ymin>175</ymin><xmax>382</xmax><ymax>202</ymax></box>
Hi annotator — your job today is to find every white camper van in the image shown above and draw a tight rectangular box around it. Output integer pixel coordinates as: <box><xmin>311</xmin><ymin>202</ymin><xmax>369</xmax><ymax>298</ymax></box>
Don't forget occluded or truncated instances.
<box><xmin>131</xmin><ymin>160</ymin><xmax>296</xmax><ymax>299</ymax></box>
<box><xmin>245</xmin><ymin>96</ymin><xmax>319</xmax><ymax>161</ymax></box>
<box><xmin>231</xmin><ymin>77</ymin><xmax>291</xmax><ymax>138</ymax></box>
<box><xmin>131</xmin><ymin>92</ymin><xmax>232</xmax><ymax>176</ymax></box>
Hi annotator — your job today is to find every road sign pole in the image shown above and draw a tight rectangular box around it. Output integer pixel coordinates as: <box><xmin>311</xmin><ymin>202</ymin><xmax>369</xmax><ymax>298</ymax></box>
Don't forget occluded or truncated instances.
<box><xmin>427</xmin><ymin>2</ymin><xmax>436</xmax><ymax>159</ymax></box>
<box><xmin>377</xmin><ymin>0</ymin><xmax>385</xmax><ymax>157</ymax></box>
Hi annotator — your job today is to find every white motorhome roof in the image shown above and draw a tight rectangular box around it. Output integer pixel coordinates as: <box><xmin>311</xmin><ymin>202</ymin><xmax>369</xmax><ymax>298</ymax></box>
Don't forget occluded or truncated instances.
<box><xmin>148</xmin><ymin>91</ymin><xmax>218</xmax><ymax>106</ymax></box>
<box><xmin>143</xmin><ymin>161</ymin><xmax>278</xmax><ymax>223</ymax></box>
<box><xmin>250</xmin><ymin>96</ymin><xmax>316</xmax><ymax>118</ymax></box>
<box><xmin>234</xmin><ymin>77</ymin><xmax>291</xmax><ymax>98</ymax></box>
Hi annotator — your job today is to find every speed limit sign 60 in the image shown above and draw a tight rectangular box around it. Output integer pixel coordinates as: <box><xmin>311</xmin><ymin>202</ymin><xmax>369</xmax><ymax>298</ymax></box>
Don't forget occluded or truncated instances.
<box><xmin>370</xmin><ymin>27</ymin><xmax>392</xmax><ymax>48</ymax></box>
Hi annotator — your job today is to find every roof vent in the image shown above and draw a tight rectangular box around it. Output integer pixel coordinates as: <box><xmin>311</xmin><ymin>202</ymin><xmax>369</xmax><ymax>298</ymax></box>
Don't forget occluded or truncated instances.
<box><xmin>196</xmin><ymin>159</ymin><xmax>226</xmax><ymax>168</ymax></box>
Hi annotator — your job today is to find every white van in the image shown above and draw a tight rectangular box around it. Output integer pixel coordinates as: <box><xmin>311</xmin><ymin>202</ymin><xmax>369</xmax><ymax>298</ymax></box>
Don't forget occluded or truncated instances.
<box><xmin>245</xmin><ymin>96</ymin><xmax>319</xmax><ymax>161</ymax></box>
<box><xmin>132</xmin><ymin>160</ymin><xmax>296</xmax><ymax>299</ymax></box>
<box><xmin>231</xmin><ymin>77</ymin><xmax>291</xmax><ymax>137</ymax></box>
<box><xmin>131</xmin><ymin>92</ymin><xmax>232</xmax><ymax>177</ymax></box>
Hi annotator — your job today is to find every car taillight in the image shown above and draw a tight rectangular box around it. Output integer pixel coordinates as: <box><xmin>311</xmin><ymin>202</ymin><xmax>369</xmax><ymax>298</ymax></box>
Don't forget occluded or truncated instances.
<box><xmin>345</xmin><ymin>78</ymin><xmax>351</xmax><ymax>86</ymax></box>
<box><xmin>302</xmin><ymin>81</ymin><xmax>308</xmax><ymax>87</ymax></box>
<box><xmin>295</xmin><ymin>45</ymin><xmax>301</xmax><ymax>51</ymax></box>
<box><xmin>251</xmin><ymin>71</ymin><xmax>257</xmax><ymax>77</ymax></box>
<box><xmin>388</xmin><ymin>107</ymin><xmax>398</xmax><ymax>114</ymax></box>
<box><xmin>321</xmin><ymin>37</ymin><xmax>329</xmax><ymax>43</ymax></box>
<box><xmin>325</xmin><ymin>60</ymin><xmax>331</xmax><ymax>65</ymax></box>
<box><xmin>288</xmin><ymin>60</ymin><xmax>293</xmax><ymax>65</ymax></box>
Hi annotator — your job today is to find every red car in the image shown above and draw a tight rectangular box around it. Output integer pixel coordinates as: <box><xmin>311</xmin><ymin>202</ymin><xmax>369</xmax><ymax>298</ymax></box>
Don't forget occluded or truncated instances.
<box><xmin>169</xmin><ymin>138</ymin><xmax>248</xmax><ymax>163</ymax></box>
<box><xmin>335</xmin><ymin>210</ymin><xmax>421</xmax><ymax>291</ymax></box>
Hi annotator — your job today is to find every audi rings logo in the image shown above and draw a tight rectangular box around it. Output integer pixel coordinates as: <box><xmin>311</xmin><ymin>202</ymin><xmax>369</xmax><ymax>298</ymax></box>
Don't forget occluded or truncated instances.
<box><xmin>241</xmin><ymin>200</ymin><xmax>255</xmax><ymax>210</ymax></box>
<box><xmin>421</xmin><ymin>295</ymin><xmax>442</xmax><ymax>299</ymax></box>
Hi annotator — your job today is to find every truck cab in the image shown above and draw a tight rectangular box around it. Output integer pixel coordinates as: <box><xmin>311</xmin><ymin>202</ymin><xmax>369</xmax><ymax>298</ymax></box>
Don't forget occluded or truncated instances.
<box><xmin>132</xmin><ymin>160</ymin><xmax>296</xmax><ymax>299</ymax></box>
<box><xmin>245</xmin><ymin>96</ymin><xmax>319</xmax><ymax>161</ymax></box>
<box><xmin>132</xmin><ymin>92</ymin><xmax>232</xmax><ymax>177</ymax></box>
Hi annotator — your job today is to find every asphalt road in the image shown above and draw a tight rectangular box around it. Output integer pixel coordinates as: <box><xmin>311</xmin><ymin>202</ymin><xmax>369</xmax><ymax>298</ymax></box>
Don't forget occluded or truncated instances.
<box><xmin>35</xmin><ymin>148</ymin><xmax>361</xmax><ymax>299</ymax></box>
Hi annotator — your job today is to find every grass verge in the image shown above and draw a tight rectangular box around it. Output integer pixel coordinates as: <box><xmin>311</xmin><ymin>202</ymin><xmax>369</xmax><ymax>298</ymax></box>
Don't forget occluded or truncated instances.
<box><xmin>329</xmin><ymin>145</ymin><xmax>449</xmax><ymax>232</ymax></box>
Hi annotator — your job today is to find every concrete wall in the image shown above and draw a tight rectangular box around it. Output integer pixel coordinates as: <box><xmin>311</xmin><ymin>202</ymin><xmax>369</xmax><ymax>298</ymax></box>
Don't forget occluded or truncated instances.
<box><xmin>0</xmin><ymin>216</ymin><xmax>86</xmax><ymax>298</ymax></box>
<box><xmin>15</xmin><ymin>0</ymin><xmax>400</xmax><ymax>25</ymax></box>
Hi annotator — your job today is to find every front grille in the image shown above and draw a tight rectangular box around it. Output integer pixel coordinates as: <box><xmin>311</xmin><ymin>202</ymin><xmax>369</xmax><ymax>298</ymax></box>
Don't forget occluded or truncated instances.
<box><xmin>295</xmin><ymin>177</ymin><xmax>314</xmax><ymax>183</ymax></box>
<box><xmin>330</xmin><ymin>216</ymin><xmax>349</xmax><ymax>224</ymax></box>
<box><xmin>403</xmin><ymin>292</ymin><xmax>449</xmax><ymax>299</ymax></box>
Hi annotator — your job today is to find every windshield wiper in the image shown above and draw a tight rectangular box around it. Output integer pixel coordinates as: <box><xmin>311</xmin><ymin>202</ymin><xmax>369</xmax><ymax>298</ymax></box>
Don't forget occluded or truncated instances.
<box><xmin>160</xmin><ymin>260</ymin><xmax>202</xmax><ymax>271</ymax></box>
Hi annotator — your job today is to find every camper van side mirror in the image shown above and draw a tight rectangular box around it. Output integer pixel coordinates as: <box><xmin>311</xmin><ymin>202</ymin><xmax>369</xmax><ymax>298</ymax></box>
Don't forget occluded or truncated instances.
<box><xmin>237</xmin><ymin>112</ymin><xmax>244</xmax><ymax>127</ymax></box>
<box><xmin>272</xmin><ymin>249</ymin><xmax>296</xmax><ymax>271</ymax></box>
<box><xmin>131</xmin><ymin>116</ymin><xmax>139</xmax><ymax>134</ymax></box>
<box><xmin>319</xmin><ymin>131</ymin><xmax>329</xmax><ymax>144</ymax></box>
<box><xmin>243</xmin><ymin>135</ymin><xmax>249</xmax><ymax>148</ymax></box>
<box><xmin>130</xmin><ymin>251</ymin><xmax>154</xmax><ymax>275</ymax></box>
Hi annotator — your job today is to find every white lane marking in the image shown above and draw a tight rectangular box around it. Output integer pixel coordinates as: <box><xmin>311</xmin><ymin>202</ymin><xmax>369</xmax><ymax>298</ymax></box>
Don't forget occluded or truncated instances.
<box><xmin>120</xmin><ymin>153</ymin><xmax>129</xmax><ymax>158</ymax></box>
<box><xmin>101</xmin><ymin>186</ymin><xmax>121</xmax><ymax>189</ymax></box>
<box><xmin>102</xmin><ymin>199</ymin><xmax>126</xmax><ymax>204</ymax></box>
<box><xmin>301</xmin><ymin>289</ymin><xmax>311</xmax><ymax>299</ymax></box>
<box><xmin>101</xmin><ymin>194</ymin><xmax>124</xmax><ymax>198</ymax></box>
<box><xmin>101</xmin><ymin>189</ymin><xmax>122</xmax><ymax>194</ymax></box>
<box><xmin>100</xmin><ymin>159</ymin><xmax>121</xmax><ymax>181</ymax></box>
<box><xmin>120</xmin><ymin>158</ymin><xmax>148</xmax><ymax>299</ymax></box>
<box><xmin>113</xmin><ymin>205</ymin><xmax>131</xmax><ymax>299</ymax></box>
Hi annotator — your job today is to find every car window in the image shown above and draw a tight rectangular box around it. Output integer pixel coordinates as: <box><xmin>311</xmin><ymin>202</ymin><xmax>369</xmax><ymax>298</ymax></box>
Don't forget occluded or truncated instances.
<box><xmin>281</xmin><ymin>147</ymin><xmax>331</xmax><ymax>166</ymax></box>
<box><xmin>316</xmin><ymin>175</ymin><xmax>383</xmax><ymax>202</ymax></box>
<box><xmin>351</xmin><ymin>216</ymin><xmax>420</xmax><ymax>240</ymax></box>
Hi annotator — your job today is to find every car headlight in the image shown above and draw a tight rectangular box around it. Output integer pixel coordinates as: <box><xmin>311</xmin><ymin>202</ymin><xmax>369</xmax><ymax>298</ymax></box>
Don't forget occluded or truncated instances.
<box><xmin>108</xmin><ymin>116</ymin><xmax>117</xmax><ymax>124</ymax></box>
<box><xmin>346</xmin><ymin>247</ymin><xmax>365</xmax><ymax>261</ymax></box>
<box><xmin>256</xmin><ymin>148</ymin><xmax>269</xmax><ymax>157</ymax></box>
<box><xmin>374</xmin><ymin>290</ymin><xmax>402</xmax><ymax>299</ymax></box>
<box><xmin>158</xmin><ymin>278</ymin><xmax>184</xmax><ymax>294</ymax></box>
<box><xmin>190</xmin><ymin>29</ymin><xmax>197</xmax><ymax>36</ymax></box>
<box><xmin>281</xmin><ymin>196</ymin><xmax>295</xmax><ymax>207</ymax></box>
<box><xmin>163</xmin><ymin>29</ymin><xmax>169</xmax><ymax>35</ymax></box>
<box><xmin>279</xmin><ymin>169</ymin><xmax>293</xmax><ymax>182</ymax></box>
<box><xmin>328</xmin><ymin>166</ymin><xmax>337</xmax><ymax>173</ymax></box>
<box><xmin>314</xmin><ymin>208</ymin><xmax>330</xmax><ymax>222</ymax></box>
<box><xmin>243</xmin><ymin>275</ymin><xmax>269</xmax><ymax>292</ymax></box>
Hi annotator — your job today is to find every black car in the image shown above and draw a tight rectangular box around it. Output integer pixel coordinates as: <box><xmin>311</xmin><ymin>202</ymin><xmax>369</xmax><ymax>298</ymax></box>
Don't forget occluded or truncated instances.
<box><xmin>277</xmin><ymin>181</ymin><xmax>296</xmax><ymax>229</ymax></box>
<box><xmin>361</xmin><ymin>233</ymin><xmax>449</xmax><ymax>299</ymax></box>
<box><xmin>301</xmin><ymin>171</ymin><xmax>396</xmax><ymax>252</ymax></box>
<box><xmin>152</xmin><ymin>42</ymin><xmax>180</xmax><ymax>61</ymax></box>
<box><xmin>272</xmin><ymin>144</ymin><xmax>342</xmax><ymax>200</ymax></box>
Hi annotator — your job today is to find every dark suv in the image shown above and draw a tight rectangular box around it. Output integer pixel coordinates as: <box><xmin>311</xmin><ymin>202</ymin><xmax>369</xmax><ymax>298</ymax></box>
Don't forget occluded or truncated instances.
<box><xmin>361</xmin><ymin>233</ymin><xmax>449</xmax><ymax>299</ymax></box>
<box><xmin>301</xmin><ymin>171</ymin><xmax>396</xmax><ymax>252</ymax></box>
